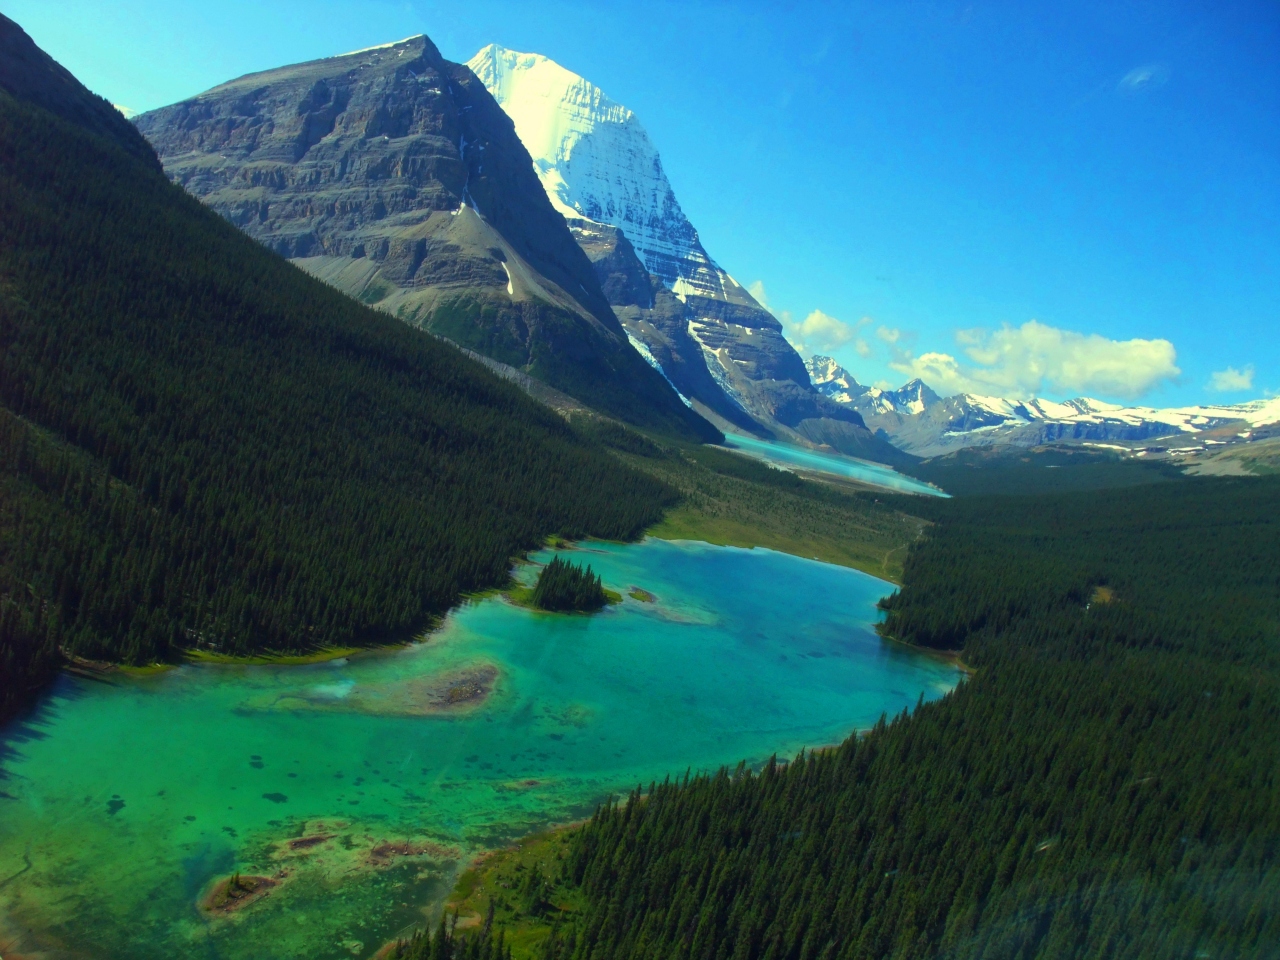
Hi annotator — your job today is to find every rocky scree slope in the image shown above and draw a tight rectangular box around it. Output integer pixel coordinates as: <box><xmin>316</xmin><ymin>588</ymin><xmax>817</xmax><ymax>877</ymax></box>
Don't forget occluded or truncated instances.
<box><xmin>469</xmin><ymin>44</ymin><xmax>908</xmax><ymax>465</ymax></box>
<box><xmin>134</xmin><ymin>35</ymin><xmax>716</xmax><ymax>442</ymax></box>
<box><xmin>808</xmin><ymin>355</ymin><xmax>1280</xmax><ymax>456</ymax></box>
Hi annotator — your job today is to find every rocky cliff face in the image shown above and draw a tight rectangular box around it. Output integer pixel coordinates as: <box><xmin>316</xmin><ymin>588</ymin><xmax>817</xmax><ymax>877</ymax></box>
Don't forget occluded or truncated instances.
<box><xmin>571</xmin><ymin>220</ymin><xmax>766</xmax><ymax>434</ymax></box>
<box><xmin>806</xmin><ymin>355</ymin><xmax>1280</xmax><ymax>456</ymax></box>
<box><xmin>134</xmin><ymin>35</ymin><xmax>716</xmax><ymax>441</ymax></box>
<box><xmin>470</xmin><ymin>44</ymin><xmax>907</xmax><ymax>464</ymax></box>
<box><xmin>0</xmin><ymin>13</ymin><xmax>159</xmax><ymax>169</ymax></box>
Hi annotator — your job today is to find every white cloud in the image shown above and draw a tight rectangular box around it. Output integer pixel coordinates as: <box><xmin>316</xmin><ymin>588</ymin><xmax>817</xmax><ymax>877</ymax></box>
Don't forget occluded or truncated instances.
<box><xmin>875</xmin><ymin>325</ymin><xmax>901</xmax><ymax>344</ymax></box>
<box><xmin>113</xmin><ymin>103</ymin><xmax>137</xmax><ymax>118</ymax></box>
<box><xmin>854</xmin><ymin>338</ymin><xmax>873</xmax><ymax>358</ymax></box>
<box><xmin>1119</xmin><ymin>64</ymin><xmax>1169</xmax><ymax>94</ymax></box>
<box><xmin>781</xmin><ymin>309</ymin><xmax>856</xmax><ymax>356</ymax></box>
<box><xmin>1209</xmin><ymin>365</ymin><xmax>1254</xmax><ymax>392</ymax></box>
<box><xmin>887</xmin><ymin>320</ymin><xmax>1179</xmax><ymax>400</ymax></box>
<box><xmin>747</xmin><ymin>280</ymin><xmax>769</xmax><ymax>309</ymax></box>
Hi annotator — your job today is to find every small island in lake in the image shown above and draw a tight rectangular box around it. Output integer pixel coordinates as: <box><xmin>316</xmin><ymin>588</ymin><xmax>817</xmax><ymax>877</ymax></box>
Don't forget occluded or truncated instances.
<box><xmin>202</xmin><ymin>872</ymin><xmax>278</xmax><ymax>914</ymax></box>
<box><xmin>531</xmin><ymin>555</ymin><xmax>610</xmax><ymax>612</ymax></box>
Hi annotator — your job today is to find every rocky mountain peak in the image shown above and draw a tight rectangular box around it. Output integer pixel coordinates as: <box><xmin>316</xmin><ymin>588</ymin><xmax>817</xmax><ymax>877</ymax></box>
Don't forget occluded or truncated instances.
<box><xmin>466</xmin><ymin>43</ymin><xmax>727</xmax><ymax>300</ymax></box>
<box><xmin>895</xmin><ymin>379</ymin><xmax>943</xmax><ymax>414</ymax></box>
<box><xmin>806</xmin><ymin>356</ymin><xmax>870</xmax><ymax>403</ymax></box>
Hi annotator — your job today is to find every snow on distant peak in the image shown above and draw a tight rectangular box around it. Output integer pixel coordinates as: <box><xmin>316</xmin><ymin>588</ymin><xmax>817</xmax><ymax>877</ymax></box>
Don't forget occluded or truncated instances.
<box><xmin>337</xmin><ymin>36</ymin><xmax>424</xmax><ymax>58</ymax></box>
<box><xmin>467</xmin><ymin>44</ymin><xmax>731</xmax><ymax>300</ymax></box>
<box><xmin>938</xmin><ymin>392</ymin><xmax>1280</xmax><ymax>438</ymax></box>
<box><xmin>805</xmin><ymin>355</ymin><xmax>874</xmax><ymax>406</ymax></box>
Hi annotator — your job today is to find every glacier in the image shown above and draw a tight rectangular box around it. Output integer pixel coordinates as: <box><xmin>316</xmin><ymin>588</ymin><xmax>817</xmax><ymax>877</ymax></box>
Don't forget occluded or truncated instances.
<box><xmin>467</xmin><ymin>44</ymin><xmax>729</xmax><ymax>299</ymax></box>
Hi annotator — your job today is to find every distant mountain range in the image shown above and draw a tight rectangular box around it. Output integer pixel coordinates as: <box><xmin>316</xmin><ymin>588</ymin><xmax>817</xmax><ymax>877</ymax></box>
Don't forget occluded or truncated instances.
<box><xmin>807</xmin><ymin>355</ymin><xmax>1280</xmax><ymax>457</ymax></box>
<box><xmin>133</xmin><ymin>36</ymin><xmax>716</xmax><ymax>442</ymax></box>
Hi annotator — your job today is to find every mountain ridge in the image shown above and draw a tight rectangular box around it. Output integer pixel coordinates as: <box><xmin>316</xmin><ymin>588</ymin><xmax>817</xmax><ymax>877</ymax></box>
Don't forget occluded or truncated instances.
<box><xmin>807</xmin><ymin>354</ymin><xmax>1280</xmax><ymax>456</ymax></box>
<box><xmin>133</xmin><ymin>35</ymin><xmax>718</xmax><ymax>442</ymax></box>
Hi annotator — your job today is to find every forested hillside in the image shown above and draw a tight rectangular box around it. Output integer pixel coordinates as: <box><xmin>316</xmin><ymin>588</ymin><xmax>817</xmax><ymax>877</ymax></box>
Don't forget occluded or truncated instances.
<box><xmin>0</xmin><ymin>88</ymin><xmax>674</xmax><ymax>720</ymax></box>
<box><xmin>486</xmin><ymin>477</ymin><xmax>1279</xmax><ymax>960</ymax></box>
<box><xmin>903</xmin><ymin>445</ymin><xmax>1182</xmax><ymax>497</ymax></box>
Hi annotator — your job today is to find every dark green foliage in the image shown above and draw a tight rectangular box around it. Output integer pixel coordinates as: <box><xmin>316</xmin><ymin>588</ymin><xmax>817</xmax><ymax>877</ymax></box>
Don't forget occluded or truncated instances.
<box><xmin>391</xmin><ymin>914</ymin><xmax>513</xmax><ymax>960</ymax></box>
<box><xmin>878</xmin><ymin>477</ymin><xmax>1279</xmax><ymax>664</ymax></box>
<box><xmin>543</xmin><ymin>477</ymin><xmax>1280</xmax><ymax>960</ymax></box>
<box><xmin>530</xmin><ymin>557</ymin><xmax>606</xmax><ymax>612</ymax></box>
<box><xmin>420</xmin><ymin>292</ymin><xmax>722</xmax><ymax>446</ymax></box>
<box><xmin>519</xmin><ymin>867</ymin><xmax>554</xmax><ymax>918</ymax></box>
<box><xmin>904</xmin><ymin>445</ymin><xmax>1181</xmax><ymax>497</ymax></box>
<box><xmin>567</xmin><ymin>416</ymin><xmax>667</xmax><ymax>459</ymax></box>
<box><xmin>0</xmin><ymin>91</ymin><xmax>674</xmax><ymax>719</ymax></box>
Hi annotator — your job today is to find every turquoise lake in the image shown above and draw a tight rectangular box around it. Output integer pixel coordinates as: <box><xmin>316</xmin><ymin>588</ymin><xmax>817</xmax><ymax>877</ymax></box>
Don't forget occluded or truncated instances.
<box><xmin>0</xmin><ymin>539</ymin><xmax>960</xmax><ymax>960</ymax></box>
<box><xmin>723</xmin><ymin>433</ymin><xmax>948</xmax><ymax>496</ymax></box>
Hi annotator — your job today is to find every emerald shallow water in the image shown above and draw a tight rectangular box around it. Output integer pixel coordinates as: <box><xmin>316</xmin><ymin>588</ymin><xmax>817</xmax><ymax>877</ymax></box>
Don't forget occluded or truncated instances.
<box><xmin>0</xmin><ymin>539</ymin><xmax>960</xmax><ymax>960</ymax></box>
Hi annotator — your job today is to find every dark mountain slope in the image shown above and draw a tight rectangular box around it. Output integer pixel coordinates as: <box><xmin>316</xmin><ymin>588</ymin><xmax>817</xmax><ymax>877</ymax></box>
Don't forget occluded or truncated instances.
<box><xmin>0</xmin><ymin>14</ymin><xmax>158</xmax><ymax>169</ymax></box>
<box><xmin>0</xmin><ymin>51</ymin><xmax>674</xmax><ymax>720</ymax></box>
<box><xmin>134</xmin><ymin>35</ymin><xmax>717</xmax><ymax>442</ymax></box>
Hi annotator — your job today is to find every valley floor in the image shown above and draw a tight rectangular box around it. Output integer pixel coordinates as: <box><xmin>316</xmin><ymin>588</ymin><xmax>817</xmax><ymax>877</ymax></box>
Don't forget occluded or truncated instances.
<box><xmin>625</xmin><ymin>449</ymin><xmax>927</xmax><ymax>583</ymax></box>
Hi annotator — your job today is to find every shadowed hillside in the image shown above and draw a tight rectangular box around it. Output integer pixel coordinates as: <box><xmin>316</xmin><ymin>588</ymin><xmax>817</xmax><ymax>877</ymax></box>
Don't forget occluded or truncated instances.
<box><xmin>0</xmin><ymin>17</ymin><xmax>676</xmax><ymax>720</ymax></box>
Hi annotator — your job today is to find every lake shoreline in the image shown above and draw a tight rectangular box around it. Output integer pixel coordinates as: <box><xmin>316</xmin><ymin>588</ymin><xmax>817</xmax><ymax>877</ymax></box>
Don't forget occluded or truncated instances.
<box><xmin>75</xmin><ymin>538</ymin><xmax>903</xmax><ymax>676</ymax></box>
<box><xmin>876</xmin><ymin>632</ymin><xmax>975</xmax><ymax>675</ymax></box>
<box><xmin>3</xmin><ymin>537</ymin><xmax>957</xmax><ymax>960</ymax></box>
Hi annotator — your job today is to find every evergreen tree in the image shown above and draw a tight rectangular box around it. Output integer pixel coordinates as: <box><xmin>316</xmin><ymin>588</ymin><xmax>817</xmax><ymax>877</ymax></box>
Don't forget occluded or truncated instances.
<box><xmin>531</xmin><ymin>556</ymin><xmax>607</xmax><ymax>612</ymax></box>
<box><xmin>535</xmin><ymin>477</ymin><xmax>1280</xmax><ymax>960</ymax></box>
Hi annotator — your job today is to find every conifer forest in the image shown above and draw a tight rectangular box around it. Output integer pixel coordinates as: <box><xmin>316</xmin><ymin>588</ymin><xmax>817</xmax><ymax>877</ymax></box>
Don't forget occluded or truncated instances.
<box><xmin>0</xmin><ymin>92</ymin><xmax>671</xmax><ymax>718</ymax></box>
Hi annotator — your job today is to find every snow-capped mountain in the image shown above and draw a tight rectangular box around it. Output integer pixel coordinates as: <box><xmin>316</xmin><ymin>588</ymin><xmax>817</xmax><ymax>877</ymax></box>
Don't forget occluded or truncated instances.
<box><xmin>806</xmin><ymin>355</ymin><xmax>867</xmax><ymax>405</ymax></box>
<box><xmin>469</xmin><ymin>45</ymin><xmax>908</xmax><ymax>464</ymax></box>
<box><xmin>809</xmin><ymin>357</ymin><xmax>941</xmax><ymax>415</ymax></box>
<box><xmin>806</xmin><ymin>355</ymin><xmax>1280</xmax><ymax>457</ymax></box>
<box><xmin>467</xmin><ymin>44</ymin><xmax>725</xmax><ymax>298</ymax></box>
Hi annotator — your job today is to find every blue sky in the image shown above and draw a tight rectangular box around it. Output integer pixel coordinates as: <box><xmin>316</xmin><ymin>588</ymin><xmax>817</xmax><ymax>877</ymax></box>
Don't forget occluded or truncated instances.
<box><xmin>9</xmin><ymin>0</ymin><xmax>1277</xmax><ymax>405</ymax></box>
